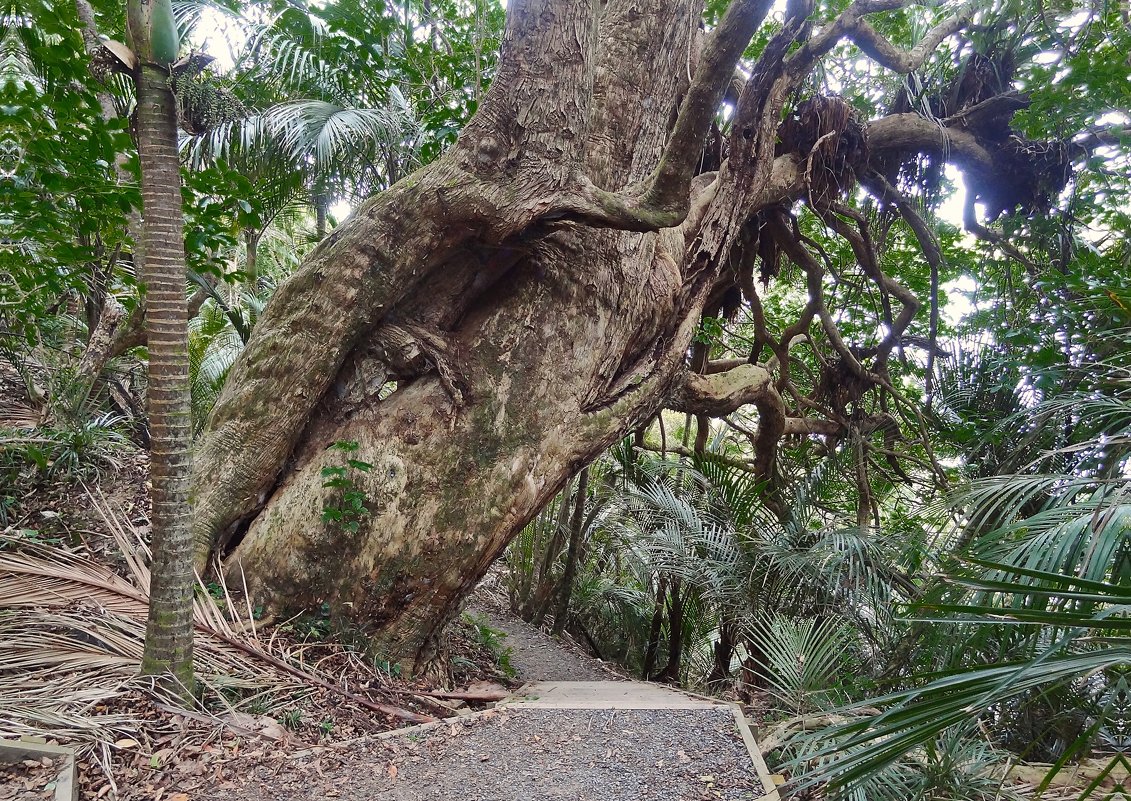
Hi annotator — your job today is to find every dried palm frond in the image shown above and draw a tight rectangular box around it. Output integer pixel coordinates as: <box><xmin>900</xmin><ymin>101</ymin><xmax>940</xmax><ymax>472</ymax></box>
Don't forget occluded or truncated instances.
<box><xmin>0</xmin><ymin>487</ymin><xmax>434</xmax><ymax>761</ymax></box>
<box><xmin>0</xmin><ymin>493</ymin><xmax>303</xmax><ymax>756</ymax></box>
<box><xmin>0</xmin><ymin>398</ymin><xmax>40</xmax><ymax>429</ymax></box>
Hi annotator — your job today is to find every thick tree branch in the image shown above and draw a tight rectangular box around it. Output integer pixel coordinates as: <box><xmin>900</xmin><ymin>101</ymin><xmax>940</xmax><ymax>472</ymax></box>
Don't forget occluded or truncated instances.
<box><xmin>669</xmin><ymin>362</ymin><xmax>777</xmax><ymax>417</ymax></box>
<box><xmin>867</xmin><ymin>113</ymin><xmax>996</xmax><ymax>172</ymax></box>
<box><xmin>703</xmin><ymin>357</ymin><xmax>748</xmax><ymax>375</ymax></box>
<box><xmin>685</xmin><ymin>4</ymin><xmax>814</xmax><ymax>275</ymax></box>
<box><xmin>668</xmin><ymin>362</ymin><xmax>785</xmax><ymax>481</ymax></box>
<box><xmin>640</xmin><ymin>0</ymin><xmax>774</xmax><ymax>215</ymax></box>
<box><xmin>563</xmin><ymin>0</ymin><xmax>774</xmax><ymax>231</ymax></box>
<box><xmin>1072</xmin><ymin>124</ymin><xmax>1131</xmax><ymax>154</ymax></box>
<box><xmin>458</xmin><ymin>0</ymin><xmax>599</xmax><ymax>177</ymax></box>
<box><xmin>787</xmin><ymin>0</ymin><xmax>971</xmax><ymax>79</ymax></box>
<box><xmin>849</xmin><ymin>7</ymin><xmax>974</xmax><ymax>73</ymax></box>
<box><xmin>639</xmin><ymin>443</ymin><xmax>756</xmax><ymax>473</ymax></box>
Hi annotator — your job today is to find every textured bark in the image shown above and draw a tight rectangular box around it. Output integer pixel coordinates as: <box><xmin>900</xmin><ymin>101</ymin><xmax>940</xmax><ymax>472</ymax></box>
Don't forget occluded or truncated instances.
<box><xmin>132</xmin><ymin>56</ymin><xmax>195</xmax><ymax>691</ymax></box>
<box><xmin>188</xmin><ymin>0</ymin><xmax>993</xmax><ymax>673</ymax></box>
<box><xmin>197</xmin><ymin>0</ymin><xmax>746</xmax><ymax>672</ymax></box>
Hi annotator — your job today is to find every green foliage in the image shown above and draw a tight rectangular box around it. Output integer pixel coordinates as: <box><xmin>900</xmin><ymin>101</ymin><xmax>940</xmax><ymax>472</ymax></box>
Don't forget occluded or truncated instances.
<box><xmin>1</xmin><ymin>2</ymin><xmax>137</xmax><ymax>343</ymax></box>
<box><xmin>1</xmin><ymin>415</ymin><xmax>128</xmax><ymax>486</ymax></box>
<box><xmin>281</xmin><ymin>603</ymin><xmax>333</xmax><ymax>641</ymax></box>
<box><xmin>370</xmin><ymin>656</ymin><xmax>402</xmax><ymax>678</ymax></box>
<box><xmin>461</xmin><ymin>612</ymin><xmax>516</xmax><ymax>678</ymax></box>
<box><xmin>278</xmin><ymin>708</ymin><xmax>302</xmax><ymax>730</ymax></box>
<box><xmin>320</xmin><ymin>441</ymin><xmax>373</xmax><ymax>534</ymax></box>
<box><xmin>788</xmin><ymin>363</ymin><xmax>1131</xmax><ymax>798</ymax></box>
<box><xmin>748</xmin><ymin>613</ymin><xmax>859</xmax><ymax>714</ymax></box>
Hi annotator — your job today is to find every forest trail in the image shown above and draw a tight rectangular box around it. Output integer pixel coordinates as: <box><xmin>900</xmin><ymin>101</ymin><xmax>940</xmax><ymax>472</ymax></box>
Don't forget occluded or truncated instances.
<box><xmin>462</xmin><ymin>604</ymin><xmax>624</xmax><ymax>682</ymax></box>
<box><xmin>203</xmin><ymin>606</ymin><xmax>776</xmax><ymax>800</ymax></box>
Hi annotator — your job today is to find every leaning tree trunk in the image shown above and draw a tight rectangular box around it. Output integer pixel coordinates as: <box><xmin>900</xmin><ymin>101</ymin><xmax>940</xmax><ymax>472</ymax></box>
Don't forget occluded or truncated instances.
<box><xmin>187</xmin><ymin>0</ymin><xmax>999</xmax><ymax>674</ymax></box>
<box><xmin>128</xmin><ymin>0</ymin><xmax>195</xmax><ymax>690</ymax></box>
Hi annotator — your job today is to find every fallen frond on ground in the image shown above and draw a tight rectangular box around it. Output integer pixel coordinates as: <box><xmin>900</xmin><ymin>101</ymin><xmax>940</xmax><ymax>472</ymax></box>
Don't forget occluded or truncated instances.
<box><xmin>0</xmin><ymin>489</ymin><xmax>438</xmax><ymax>771</ymax></box>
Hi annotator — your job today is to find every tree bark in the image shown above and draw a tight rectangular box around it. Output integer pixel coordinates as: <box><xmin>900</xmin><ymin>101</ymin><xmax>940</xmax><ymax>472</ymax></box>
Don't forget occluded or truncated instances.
<box><xmin>131</xmin><ymin>47</ymin><xmax>195</xmax><ymax>690</ymax></box>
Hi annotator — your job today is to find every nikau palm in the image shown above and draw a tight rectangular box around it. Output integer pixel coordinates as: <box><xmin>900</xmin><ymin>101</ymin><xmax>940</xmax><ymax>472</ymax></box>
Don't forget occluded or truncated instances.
<box><xmin>127</xmin><ymin>0</ymin><xmax>195</xmax><ymax>692</ymax></box>
<box><xmin>787</xmin><ymin>371</ymin><xmax>1131</xmax><ymax>798</ymax></box>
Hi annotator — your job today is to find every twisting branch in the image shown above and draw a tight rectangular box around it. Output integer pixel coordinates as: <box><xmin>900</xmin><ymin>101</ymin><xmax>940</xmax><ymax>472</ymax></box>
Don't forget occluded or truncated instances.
<box><xmin>766</xmin><ymin>216</ymin><xmax>880</xmax><ymax>386</ymax></box>
<box><xmin>849</xmin><ymin>7</ymin><xmax>975</xmax><ymax>73</ymax></box>
<box><xmin>667</xmin><ymin>363</ymin><xmax>784</xmax><ymax>481</ymax></box>
<box><xmin>961</xmin><ymin>192</ymin><xmax>1040</xmax><ymax>274</ymax></box>
<box><xmin>819</xmin><ymin>203</ymin><xmax>920</xmax><ymax>367</ymax></box>
<box><xmin>787</xmin><ymin>0</ymin><xmax>971</xmax><ymax>79</ymax></box>
<box><xmin>864</xmin><ymin>171</ymin><xmax>946</xmax><ymax>403</ymax></box>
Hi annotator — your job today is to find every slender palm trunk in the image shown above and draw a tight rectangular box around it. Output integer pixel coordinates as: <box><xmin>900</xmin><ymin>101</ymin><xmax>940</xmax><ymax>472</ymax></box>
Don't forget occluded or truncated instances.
<box><xmin>530</xmin><ymin>476</ymin><xmax>574</xmax><ymax>624</ymax></box>
<box><xmin>641</xmin><ymin>574</ymin><xmax>668</xmax><ymax>679</ymax></box>
<box><xmin>656</xmin><ymin>577</ymin><xmax>685</xmax><ymax>683</ymax></box>
<box><xmin>551</xmin><ymin>466</ymin><xmax>589</xmax><ymax>635</ymax></box>
<box><xmin>244</xmin><ymin>229</ymin><xmax>260</xmax><ymax>286</ymax></box>
<box><xmin>134</xmin><ymin>60</ymin><xmax>195</xmax><ymax>693</ymax></box>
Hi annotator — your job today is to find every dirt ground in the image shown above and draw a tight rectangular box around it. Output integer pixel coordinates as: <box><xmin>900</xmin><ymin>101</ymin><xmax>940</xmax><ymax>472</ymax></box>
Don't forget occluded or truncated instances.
<box><xmin>195</xmin><ymin>707</ymin><xmax>764</xmax><ymax>801</ymax></box>
<box><xmin>465</xmin><ymin>605</ymin><xmax>623</xmax><ymax>683</ymax></box>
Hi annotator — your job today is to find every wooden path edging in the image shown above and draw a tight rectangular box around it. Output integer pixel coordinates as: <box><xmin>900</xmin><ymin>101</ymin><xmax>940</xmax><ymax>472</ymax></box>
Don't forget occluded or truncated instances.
<box><xmin>731</xmin><ymin>705</ymin><xmax>782</xmax><ymax>801</ymax></box>
<box><xmin>0</xmin><ymin>737</ymin><xmax>79</xmax><ymax>801</ymax></box>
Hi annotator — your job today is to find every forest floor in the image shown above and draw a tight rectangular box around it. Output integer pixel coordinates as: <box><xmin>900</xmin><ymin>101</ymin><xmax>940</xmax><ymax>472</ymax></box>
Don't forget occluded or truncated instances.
<box><xmin>7</xmin><ymin>563</ymin><xmax>773</xmax><ymax>801</ymax></box>
<box><xmin>2</xmin><ymin>360</ymin><xmax>768</xmax><ymax>799</ymax></box>
<box><xmin>49</xmin><ymin>598</ymin><xmax>771</xmax><ymax>800</ymax></box>
<box><xmin>181</xmin><ymin>605</ymin><xmax>770</xmax><ymax>801</ymax></box>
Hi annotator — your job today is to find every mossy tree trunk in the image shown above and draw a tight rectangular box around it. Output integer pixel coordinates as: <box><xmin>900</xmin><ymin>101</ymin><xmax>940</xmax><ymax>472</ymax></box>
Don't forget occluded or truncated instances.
<box><xmin>186</xmin><ymin>0</ymin><xmax>1017</xmax><ymax>674</ymax></box>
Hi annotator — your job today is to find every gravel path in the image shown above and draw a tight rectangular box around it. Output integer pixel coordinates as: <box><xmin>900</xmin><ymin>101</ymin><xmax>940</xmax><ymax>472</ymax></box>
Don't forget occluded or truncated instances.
<box><xmin>465</xmin><ymin>606</ymin><xmax>623</xmax><ymax>682</ymax></box>
<box><xmin>210</xmin><ymin>707</ymin><xmax>763</xmax><ymax>800</ymax></box>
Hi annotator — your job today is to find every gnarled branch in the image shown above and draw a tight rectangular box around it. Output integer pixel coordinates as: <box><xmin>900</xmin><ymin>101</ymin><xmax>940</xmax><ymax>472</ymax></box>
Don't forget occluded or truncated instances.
<box><xmin>849</xmin><ymin>6</ymin><xmax>974</xmax><ymax>74</ymax></box>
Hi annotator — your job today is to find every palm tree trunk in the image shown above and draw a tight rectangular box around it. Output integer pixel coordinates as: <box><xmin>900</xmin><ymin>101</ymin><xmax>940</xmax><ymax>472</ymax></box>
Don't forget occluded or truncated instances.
<box><xmin>656</xmin><ymin>577</ymin><xmax>684</xmax><ymax>683</ymax></box>
<box><xmin>530</xmin><ymin>476</ymin><xmax>574</xmax><ymax>624</ymax></box>
<box><xmin>551</xmin><ymin>466</ymin><xmax>589</xmax><ymax>635</ymax></box>
<box><xmin>707</xmin><ymin>619</ymin><xmax>736</xmax><ymax>688</ymax></box>
<box><xmin>132</xmin><ymin>54</ymin><xmax>195</xmax><ymax>693</ymax></box>
<box><xmin>641</xmin><ymin>574</ymin><xmax>668</xmax><ymax>679</ymax></box>
<box><xmin>244</xmin><ymin>229</ymin><xmax>260</xmax><ymax>286</ymax></box>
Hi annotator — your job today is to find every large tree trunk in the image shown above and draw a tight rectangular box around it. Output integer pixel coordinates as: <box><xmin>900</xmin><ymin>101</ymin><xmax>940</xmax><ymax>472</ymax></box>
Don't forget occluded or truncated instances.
<box><xmin>187</xmin><ymin>0</ymin><xmax>1005</xmax><ymax>673</ymax></box>
<box><xmin>193</xmin><ymin>0</ymin><xmax>769</xmax><ymax>673</ymax></box>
